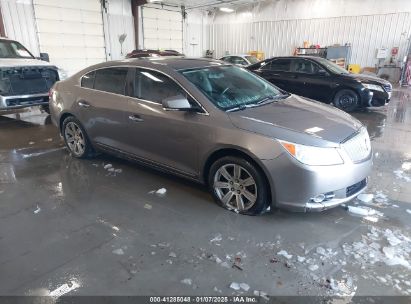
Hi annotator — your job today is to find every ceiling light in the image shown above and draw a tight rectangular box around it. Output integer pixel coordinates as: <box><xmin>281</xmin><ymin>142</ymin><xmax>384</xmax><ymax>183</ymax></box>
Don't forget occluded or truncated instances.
<box><xmin>219</xmin><ymin>7</ymin><xmax>234</xmax><ymax>13</ymax></box>
<box><xmin>147</xmin><ymin>0</ymin><xmax>162</xmax><ymax>3</ymax></box>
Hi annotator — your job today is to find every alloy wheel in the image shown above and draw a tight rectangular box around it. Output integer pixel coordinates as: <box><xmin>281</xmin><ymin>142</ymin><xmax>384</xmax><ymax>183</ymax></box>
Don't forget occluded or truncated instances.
<box><xmin>64</xmin><ymin>122</ymin><xmax>86</xmax><ymax>156</ymax></box>
<box><xmin>213</xmin><ymin>163</ymin><xmax>257</xmax><ymax>211</ymax></box>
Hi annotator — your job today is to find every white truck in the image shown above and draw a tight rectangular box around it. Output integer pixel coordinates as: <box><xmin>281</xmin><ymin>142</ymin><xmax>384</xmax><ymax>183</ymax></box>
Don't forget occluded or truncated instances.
<box><xmin>0</xmin><ymin>37</ymin><xmax>63</xmax><ymax>113</ymax></box>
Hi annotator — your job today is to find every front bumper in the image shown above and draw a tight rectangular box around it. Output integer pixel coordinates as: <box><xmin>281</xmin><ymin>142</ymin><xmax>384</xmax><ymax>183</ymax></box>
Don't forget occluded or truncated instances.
<box><xmin>0</xmin><ymin>93</ymin><xmax>49</xmax><ymax>110</ymax></box>
<box><xmin>262</xmin><ymin>152</ymin><xmax>372</xmax><ymax>212</ymax></box>
<box><xmin>369</xmin><ymin>90</ymin><xmax>390</xmax><ymax>107</ymax></box>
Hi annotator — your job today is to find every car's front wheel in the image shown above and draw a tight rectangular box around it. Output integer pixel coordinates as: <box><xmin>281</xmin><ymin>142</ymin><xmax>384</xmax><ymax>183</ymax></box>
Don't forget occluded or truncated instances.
<box><xmin>62</xmin><ymin>116</ymin><xmax>94</xmax><ymax>158</ymax></box>
<box><xmin>208</xmin><ymin>156</ymin><xmax>269</xmax><ymax>215</ymax></box>
<box><xmin>333</xmin><ymin>89</ymin><xmax>359</xmax><ymax>112</ymax></box>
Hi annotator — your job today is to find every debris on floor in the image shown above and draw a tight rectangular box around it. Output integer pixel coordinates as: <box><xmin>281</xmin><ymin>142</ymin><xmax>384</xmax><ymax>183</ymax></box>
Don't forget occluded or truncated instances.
<box><xmin>28</xmin><ymin>141</ymin><xmax>35</xmax><ymax>145</ymax></box>
<box><xmin>149</xmin><ymin>188</ymin><xmax>167</xmax><ymax>196</ymax></box>
<box><xmin>253</xmin><ymin>290</ymin><xmax>269</xmax><ymax>300</ymax></box>
<box><xmin>103</xmin><ymin>164</ymin><xmax>112</xmax><ymax>170</ymax></box>
<box><xmin>357</xmin><ymin>193</ymin><xmax>374</xmax><ymax>203</ymax></box>
<box><xmin>308</xmin><ymin>264</ymin><xmax>319</xmax><ymax>271</ymax></box>
<box><xmin>406</xmin><ymin>209</ymin><xmax>411</xmax><ymax>215</ymax></box>
<box><xmin>181</xmin><ymin>278</ymin><xmax>192</xmax><ymax>286</ymax></box>
<box><xmin>112</xmin><ymin>248</ymin><xmax>125</xmax><ymax>255</ymax></box>
<box><xmin>144</xmin><ymin>203</ymin><xmax>152</xmax><ymax>210</ymax></box>
<box><xmin>277</xmin><ymin>250</ymin><xmax>292</xmax><ymax>259</ymax></box>
<box><xmin>210</xmin><ymin>233</ymin><xmax>223</xmax><ymax>244</ymax></box>
<box><xmin>394</xmin><ymin>170</ymin><xmax>411</xmax><ymax>182</ymax></box>
<box><xmin>229</xmin><ymin>282</ymin><xmax>240</xmax><ymax>291</ymax></box>
<box><xmin>169</xmin><ymin>252</ymin><xmax>177</xmax><ymax>258</ymax></box>
<box><xmin>34</xmin><ymin>205</ymin><xmax>41</xmax><ymax>214</ymax></box>
<box><xmin>49</xmin><ymin>280</ymin><xmax>81</xmax><ymax>297</ymax></box>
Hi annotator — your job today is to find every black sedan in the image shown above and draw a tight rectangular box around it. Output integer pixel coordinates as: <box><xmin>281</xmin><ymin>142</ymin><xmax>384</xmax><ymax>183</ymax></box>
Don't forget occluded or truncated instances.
<box><xmin>248</xmin><ymin>56</ymin><xmax>392</xmax><ymax>112</ymax></box>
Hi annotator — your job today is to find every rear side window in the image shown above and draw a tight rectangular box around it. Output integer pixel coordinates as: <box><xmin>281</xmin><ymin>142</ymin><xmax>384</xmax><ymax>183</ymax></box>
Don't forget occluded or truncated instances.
<box><xmin>134</xmin><ymin>69</ymin><xmax>187</xmax><ymax>104</ymax></box>
<box><xmin>263</xmin><ymin>59</ymin><xmax>291</xmax><ymax>72</ymax></box>
<box><xmin>81</xmin><ymin>71</ymin><xmax>95</xmax><ymax>89</ymax></box>
<box><xmin>93</xmin><ymin>67</ymin><xmax>128</xmax><ymax>95</ymax></box>
<box><xmin>292</xmin><ymin>59</ymin><xmax>321</xmax><ymax>74</ymax></box>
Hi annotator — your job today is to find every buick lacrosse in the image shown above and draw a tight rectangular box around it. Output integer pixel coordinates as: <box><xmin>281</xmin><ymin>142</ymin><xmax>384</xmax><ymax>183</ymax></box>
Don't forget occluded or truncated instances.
<box><xmin>49</xmin><ymin>58</ymin><xmax>372</xmax><ymax>215</ymax></box>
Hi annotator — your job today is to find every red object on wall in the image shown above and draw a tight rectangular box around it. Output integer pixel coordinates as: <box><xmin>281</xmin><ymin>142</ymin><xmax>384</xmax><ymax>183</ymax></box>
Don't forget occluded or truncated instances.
<box><xmin>391</xmin><ymin>47</ymin><xmax>399</xmax><ymax>55</ymax></box>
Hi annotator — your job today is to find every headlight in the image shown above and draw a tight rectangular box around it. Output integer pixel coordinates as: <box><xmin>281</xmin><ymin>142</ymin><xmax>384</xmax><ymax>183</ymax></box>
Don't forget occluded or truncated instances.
<box><xmin>279</xmin><ymin>140</ymin><xmax>344</xmax><ymax>166</ymax></box>
<box><xmin>362</xmin><ymin>83</ymin><xmax>384</xmax><ymax>92</ymax></box>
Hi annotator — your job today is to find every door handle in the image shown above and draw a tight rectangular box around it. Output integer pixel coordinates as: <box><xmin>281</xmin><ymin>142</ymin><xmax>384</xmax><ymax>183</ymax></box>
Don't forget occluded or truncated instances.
<box><xmin>128</xmin><ymin>114</ymin><xmax>144</xmax><ymax>122</ymax></box>
<box><xmin>78</xmin><ymin>100</ymin><xmax>90</xmax><ymax>108</ymax></box>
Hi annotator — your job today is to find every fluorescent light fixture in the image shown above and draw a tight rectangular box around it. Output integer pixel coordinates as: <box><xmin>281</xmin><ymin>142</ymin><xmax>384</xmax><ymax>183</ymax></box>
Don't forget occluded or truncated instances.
<box><xmin>219</xmin><ymin>7</ymin><xmax>234</xmax><ymax>13</ymax></box>
<box><xmin>147</xmin><ymin>0</ymin><xmax>162</xmax><ymax>3</ymax></box>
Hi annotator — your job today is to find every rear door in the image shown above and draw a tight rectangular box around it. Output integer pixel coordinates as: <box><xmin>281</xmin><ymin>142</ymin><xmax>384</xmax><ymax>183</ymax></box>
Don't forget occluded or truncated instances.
<box><xmin>254</xmin><ymin>58</ymin><xmax>292</xmax><ymax>91</ymax></box>
<box><xmin>76</xmin><ymin>67</ymin><xmax>131</xmax><ymax>150</ymax></box>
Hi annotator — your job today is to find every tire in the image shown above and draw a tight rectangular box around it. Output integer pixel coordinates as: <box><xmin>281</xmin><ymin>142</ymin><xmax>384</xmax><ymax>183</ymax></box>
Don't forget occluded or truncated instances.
<box><xmin>208</xmin><ymin>156</ymin><xmax>269</xmax><ymax>215</ymax></box>
<box><xmin>62</xmin><ymin>116</ymin><xmax>94</xmax><ymax>159</ymax></box>
<box><xmin>333</xmin><ymin>89</ymin><xmax>359</xmax><ymax>112</ymax></box>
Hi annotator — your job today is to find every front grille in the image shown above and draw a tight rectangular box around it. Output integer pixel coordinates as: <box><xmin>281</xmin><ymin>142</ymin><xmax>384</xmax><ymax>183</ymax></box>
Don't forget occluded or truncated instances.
<box><xmin>342</xmin><ymin>128</ymin><xmax>371</xmax><ymax>163</ymax></box>
<box><xmin>0</xmin><ymin>66</ymin><xmax>58</xmax><ymax>96</ymax></box>
<box><xmin>5</xmin><ymin>96</ymin><xmax>48</xmax><ymax>107</ymax></box>
<box><xmin>346</xmin><ymin>179</ymin><xmax>367</xmax><ymax>197</ymax></box>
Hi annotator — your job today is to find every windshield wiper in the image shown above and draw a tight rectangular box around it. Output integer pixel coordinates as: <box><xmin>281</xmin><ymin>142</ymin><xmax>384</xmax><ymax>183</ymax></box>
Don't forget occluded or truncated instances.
<box><xmin>226</xmin><ymin>104</ymin><xmax>247</xmax><ymax>112</ymax></box>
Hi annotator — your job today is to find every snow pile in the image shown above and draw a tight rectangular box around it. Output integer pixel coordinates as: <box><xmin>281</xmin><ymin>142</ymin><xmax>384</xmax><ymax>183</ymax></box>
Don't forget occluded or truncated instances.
<box><xmin>357</xmin><ymin>193</ymin><xmax>374</xmax><ymax>203</ymax></box>
<box><xmin>277</xmin><ymin>250</ymin><xmax>292</xmax><ymax>259</ymax></box>
<box><xmin>394</xmin><ymin>170</ymin><xmax>411</xmax><ymax>182</ymax></box>
<box><xmin>103</xmin><ymin>163</ymin><xmax>122</xmax><ymax>176</ymax></box>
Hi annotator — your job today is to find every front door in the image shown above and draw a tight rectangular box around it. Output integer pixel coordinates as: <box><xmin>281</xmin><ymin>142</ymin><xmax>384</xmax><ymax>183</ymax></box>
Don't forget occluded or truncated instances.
<box><xmin>121</xmin><ymin>68</ymin><xmax>203</xmax><ymax>177</ymax></box>
<box><xmin>255</xmin><ymin>58</ymin><xmax>293</xmax><ymax>92</ymax></box>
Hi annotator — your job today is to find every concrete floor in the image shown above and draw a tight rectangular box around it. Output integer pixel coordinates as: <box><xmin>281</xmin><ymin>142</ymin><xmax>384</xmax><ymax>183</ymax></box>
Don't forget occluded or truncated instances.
<box><xmin>1</xmin><ymin>88</ymin><xmax>411</xmax><ymax>299</ymax></box>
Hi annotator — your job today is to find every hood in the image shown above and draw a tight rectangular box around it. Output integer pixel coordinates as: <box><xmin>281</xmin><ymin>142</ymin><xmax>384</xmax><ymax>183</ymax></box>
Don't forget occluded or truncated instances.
<box><xmin>228</xmin><ymin>95</ymin><xmax>363</xmax><ymax>146</ymax></box>
<box><xmin>0</xmin><ymin>58</ymin><xmax>55</xmax><ymax>68</ymax></box>
<box><xmin>342</xmin><ymin>73</ymin><xmax>390</xmax><ymax>85</ymax></box>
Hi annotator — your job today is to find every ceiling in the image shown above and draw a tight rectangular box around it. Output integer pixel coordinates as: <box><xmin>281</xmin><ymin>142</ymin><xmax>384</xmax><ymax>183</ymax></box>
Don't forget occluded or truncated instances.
<box><xmin>156</xmin><ymin>0</ymin><xmax>257</xmax><ymax>10</ymax></box>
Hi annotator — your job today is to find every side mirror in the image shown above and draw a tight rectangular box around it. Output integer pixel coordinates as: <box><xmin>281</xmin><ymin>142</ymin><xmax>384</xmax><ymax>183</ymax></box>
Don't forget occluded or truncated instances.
<box><xmin>318</xmin><ymin>69</ymin><xmax>328</xmax><ymax>76</ymax></box>
<box><xmin>162</xmin><ymin>95</ymin><xmax>194</xmax><ymax>111</ymax></box>
<box><xmin>39</xmin><ymin>53</ymin><xmax>50</xmax><ymax>62</ymax></box>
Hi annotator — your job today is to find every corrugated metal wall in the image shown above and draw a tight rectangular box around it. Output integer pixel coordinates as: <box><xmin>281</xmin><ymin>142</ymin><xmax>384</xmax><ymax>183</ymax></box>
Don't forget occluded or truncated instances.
<box><xmin>0</xmin><ymin>0</ymin><xmax>39</xmax><ymax>56</ymax></box>
<box><xmin>207</xmin><ymin>12</ymin><xmax>411</xmax><ymax>68</ymax></box>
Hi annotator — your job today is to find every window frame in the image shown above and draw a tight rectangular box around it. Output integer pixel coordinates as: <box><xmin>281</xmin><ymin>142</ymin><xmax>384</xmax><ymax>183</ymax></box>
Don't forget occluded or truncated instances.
<box><xmin>291</xmin><ymin>58</ymin><xmax>322</xmax><ymax>75</ymax></box>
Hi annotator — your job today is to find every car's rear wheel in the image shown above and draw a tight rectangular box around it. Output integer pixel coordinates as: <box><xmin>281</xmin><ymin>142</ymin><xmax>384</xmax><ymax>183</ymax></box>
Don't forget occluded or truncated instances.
<box><xmin>333</xmin><ymin>89</ymin><xmax>359</xmax><ymax>112</ymax></box>
<box><xmin>62</xmin><ymin>116</ymin><xmax>94</xmax><ymax>158</ymax></box>
<box><xmin>208</xmin><ymin>156</ymin><xmax>269</xmax><ymax>215</ymax></box>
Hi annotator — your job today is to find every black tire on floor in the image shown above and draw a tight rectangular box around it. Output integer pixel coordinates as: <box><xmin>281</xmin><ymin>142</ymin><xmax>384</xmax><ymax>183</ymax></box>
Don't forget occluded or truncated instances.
<box><xmin>333</xmin><ymin>89</ymin><xmax>360</xmax><ymax>112</ymax></box>
<box><xmin>62</xmin><ymin>116</ymin><xmax>94</xmax><ymax>159</ymax></box>
<box><xmin>208</xmin><ymin>156</ymin><xmax>270</xmax><ymax>215</ymax></box>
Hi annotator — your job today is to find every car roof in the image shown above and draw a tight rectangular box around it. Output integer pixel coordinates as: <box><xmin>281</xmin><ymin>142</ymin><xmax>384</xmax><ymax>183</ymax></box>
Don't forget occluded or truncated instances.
<box><xmin>222</xmin><ymin>54</ymin><xmax>251</xmax><ymax>57</ymax></box>
<box><xmin>84</xmin><ymin>57</ymin><xmax>227</xmax><ymax>72</ymax></box>
<box><xmin>266</xmin><ymin>56</ymin><xmax>322</xmax><ymax>61</ymax></box>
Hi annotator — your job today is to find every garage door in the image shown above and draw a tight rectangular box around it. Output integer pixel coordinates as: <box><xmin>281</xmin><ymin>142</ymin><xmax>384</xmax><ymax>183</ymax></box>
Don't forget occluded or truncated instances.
<box><xmin>33</xmin><ymin>0</ymin><xmax>106</xmax><ymax>76</ymax></box>
<box><xmin>142</xmin><ymin>6</ymin><xmax>182</xmax><ymax>53</ymax></box>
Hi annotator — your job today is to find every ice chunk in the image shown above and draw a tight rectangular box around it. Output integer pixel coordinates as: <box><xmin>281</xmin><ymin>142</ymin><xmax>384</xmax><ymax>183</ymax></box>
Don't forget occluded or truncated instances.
<box><xmin>402</xmin><ymin>162</ymin><xmax>411</xmax><ymax>171</ymax></box>
<box><xmin>357</xmin><ymin>193</ymin><xmax>374</xmax><ymax>203</ymax></box>
<box><xmin>181</xmin><ymin>278</ymin><xmax>192</xmax><ymax>285</ymax></box>
<box><xmin>169</xmin><ymin>252</ymin><xmax>177</xmax><ymax>258</ymax></box>
<box><xmin>347</xmin><ymin>205</ymin><xmax>376</xmax><ymax>216</ymax></box>
<box><xmin>34</xmin><ymin>205</ymin><xmax>41</xmax><ymax>214</ymax></box>
<box><xmin>239</xmin><ymin>283</ymin><xmax>250</xmax><ymax>291</ymax></box>
<box><xmin>144</xmin><ymin>203</ymin><xmax>152</xmax><ymax>210</ymax></box>
<box><xmin>103</xmin><ymin>164</ymin><xmax>112</xmax><ymax>170</ymax></box>
<box><xmin>364</xmin><ymin>216</ymin><xmax>379</xmax><ymax>223</ymax></box>
<box><xmin>210</xmin><ymin>233</ymin><xmax>223</xmax><ymax>243</ymax></box>
<box><xmin>277</xmin><ymin>250</ymin><xmax>292</xmax><ymax>259</ymax></box>
<box><xmin>316</xmin><ymin>247</ymin><xmax>326</xmax><ymax>255</ymax></box>
<box><xmin>156</xmin><ymin>188</ymin><xmax>167</xmax><ymax>195</ymax></box>
<box><xmin>407</xmin><ymin>209</ymin><xmax>411</xmax><ymax>215</ymax></box>
<box><xmin>112</xmin><ymin>248</ymin><xmax>124</xmax><ymax>255</ymax></box>
<box><xmin>230</xmin><ymin>282</ymin><xmax>240</xmax><ymax>290</ymax></box>
<box><xmin>308</xmin><ymin>264</ymin><xmax>319</xmax><ymax>271</ymax></box>
<box><xmin>114</xmin><ymin>169</ymin><xmax>122</xmax><ymax>173</ymax></box>
<box><xmin>297</xmin><ymin>256</ymin><xmax>306</xmax><ymax>263</ymax></box>
<box><xmin>49</xmin><ymin>280</ymin><xmax>81</xmax><ymax>297</ymax></box>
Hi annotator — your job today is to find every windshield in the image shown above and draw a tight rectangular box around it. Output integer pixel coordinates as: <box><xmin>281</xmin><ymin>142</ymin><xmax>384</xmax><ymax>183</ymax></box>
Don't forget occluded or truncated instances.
<box><xmin>245</xmin><ymin>56</ymin><xmax>260</xmax><ymax>65</ymax></box>
<box><xmin>315</xmin><ymin>57</ymin><xmax>348</xmax><ymax>74</ymax></box>
<box><xmin>0</xmin><ymin>40</ymin><xmax>34</xmax><ymax>59</ymax></box>
<box><xmin>180</xmin><ymin>65</ymin><xmax>283</xmax><ymax>111</ymax></box>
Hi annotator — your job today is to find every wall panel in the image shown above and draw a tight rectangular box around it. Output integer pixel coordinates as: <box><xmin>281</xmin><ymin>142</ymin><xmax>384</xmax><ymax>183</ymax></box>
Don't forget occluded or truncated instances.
<box><xmin>207</xmin><ymin>12</ymin><xmax>411</xmax><ymax>68</ymax></box>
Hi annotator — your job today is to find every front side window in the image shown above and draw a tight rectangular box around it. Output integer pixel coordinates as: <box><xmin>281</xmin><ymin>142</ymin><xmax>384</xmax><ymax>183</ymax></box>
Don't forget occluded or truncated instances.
<box><xmin>180</xmin><ymin>65</ymin><xmax>283</xmax><ymax>111</ymax></box>
<box><xmin>0</xmin><ymin>40</ymin><xmax>33</xmax><ymax>59</ymax></box>
<box><xmin>292</xmin><ymin>59</ymin><xmax>320</xmax><ymax>74</ymax></box>
<box><xmin>315</xmin><ymin>57</ymin><xmax>348</xmax><ymax>74</ymax></box>
<box><xmin>134</xmin><ymin>69</ymin><xmax>187</xmax><ymax>104</ymax></box>
<box><xmin>231</xmin><ymin>57</ymin><xmax>247</xmax><ymax>65</ymax></box>
<box><xmin>93</xmin><ymin>67</ymin><xmax>128</xmax><ymax>95</ymax></box>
